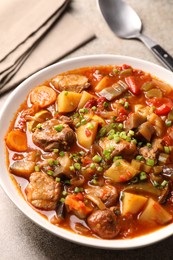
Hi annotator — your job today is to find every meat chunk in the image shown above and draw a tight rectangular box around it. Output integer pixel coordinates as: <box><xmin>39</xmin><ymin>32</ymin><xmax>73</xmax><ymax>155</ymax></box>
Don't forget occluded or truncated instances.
<box><xmin>58</xmin><ymin>115</ymin><xmax>74</xmax><ymax>128</ymax></box>
<box><xmin>99</xmin><ymin>137</ymin><xmax>137</xmax><ymax>158</ymax></box>
<box><xmin>139</xmin><ymin>138</ymin><xmax>163</xmax><ymax>160</ymax></box>
<box><xmin>87</xmin><ymin>209</ymin><xmax>119</xmax><ymax>239</ymax></box>
<box><xmin>137</xmin><ymin>121</ymin><xmax>155</xmax><ymax>142</ymax></box>
<box><xmin>86</xmin><ymin>185</ymin><xmax>118</xmax><ymax>208</ymax></box>
<box><xmin>32</xmin><ymin>118</ymin><xmax>76</xmax><ymax>151</ymax></box>
<box><xmin>52</xmin><ymin>74</ymin><xmax>90</xmax><ymax>93</ymax></box>
<box><xmin>26</xmin><ymin>172</ymin><xmax>62</xmax><ymax>210</ymax></box>
<box><xmin>124</xmin><ymin>112</ymin><xmax>146</xmax><ymax>131</ymax></box>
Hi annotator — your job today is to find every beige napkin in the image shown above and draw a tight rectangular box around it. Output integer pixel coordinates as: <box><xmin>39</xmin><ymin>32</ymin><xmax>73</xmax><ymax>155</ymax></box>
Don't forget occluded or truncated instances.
<box><xmin>0</xmin><ymin>0</ymin><xmax>95</xmax><ymax>95</ymax></box>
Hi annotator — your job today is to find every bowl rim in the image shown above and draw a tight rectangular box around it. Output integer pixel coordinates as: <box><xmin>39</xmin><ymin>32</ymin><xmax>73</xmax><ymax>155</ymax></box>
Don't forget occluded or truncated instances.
<box><xmin>0</xmin><ymin>54</ymin><xmax>173</xmax><ymax>249</ymax></box>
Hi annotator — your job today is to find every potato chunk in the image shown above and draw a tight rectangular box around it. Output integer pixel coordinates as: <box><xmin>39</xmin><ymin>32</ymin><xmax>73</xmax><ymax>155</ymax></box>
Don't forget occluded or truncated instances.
<box><xmin>10</xmin><ymin>160</ymin><xmax>35</xmax><ymax>179</ymax></box>
<box><xmin>57</xmin><ymin>91</ymin><xmax>82</xmax><ymax>113</ymax></box>
<box><xmin>78</xmin><ymin>91</ymin><xmax>96</xmax><ymax>109</ymax></box>
<box><xmin>104</xmin><ymin>159</ymin><xmax>139</xmax><ymax>182</ymax></box>
<box><xmin>139</xmin><ymin>198</ymin><xmax>172</xmax><ymax>225</ymax></box>
<box><xmin>76</xmin><ymin>120</ymin><xmax>98</xmax><ymax>149</ymax></box>
<box><xmin>121</xmin><ymin>192</ymin><xmax>148</xmax><ymax>216</ymax></box>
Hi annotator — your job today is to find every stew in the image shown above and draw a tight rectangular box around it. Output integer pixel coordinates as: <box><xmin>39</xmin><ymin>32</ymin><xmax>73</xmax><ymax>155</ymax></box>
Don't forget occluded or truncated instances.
<box><xmin>5</xmin><ymin>64</ymin><xmax>173</xmax><ymax>239</ymax></box>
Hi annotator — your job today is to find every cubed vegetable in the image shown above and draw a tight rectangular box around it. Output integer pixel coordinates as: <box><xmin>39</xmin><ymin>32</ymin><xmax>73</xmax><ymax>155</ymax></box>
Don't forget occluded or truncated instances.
<box><xmin>104</xmin><ymin>159</ymin><xmax>140</xmax><ymax>182</ymax></box>
<box><xmin>121</xmin><ymin>192</ymin><xmax>148</xmax><ymax>216</ymax></box>
<box><xmin>78</xmin><ymin>91</ymin><xmax>96</xmax><ymax>108</ymax></box>
<box><xmin>95</xmin><ymin>76</ymin><xmax>110</xmax><ymax>92</ymax></box>
<box><xmin>139</xmin><ymin>198</ymin><xmax>172</xmax><ymax>225</ymax></box>
<box><xmin>57</xmin><ymin>91</ymin><xmax>82</xmax><ymax>113</ymax></box>
<box><xmin>76</xmin><ymin>120</ymin><xmax>98</xmax><ymax>149</ymax></box>
<box><xmin>10</xmin><ymin>160</ymin><xmax>35</xmax><ymax>179</ymax></box>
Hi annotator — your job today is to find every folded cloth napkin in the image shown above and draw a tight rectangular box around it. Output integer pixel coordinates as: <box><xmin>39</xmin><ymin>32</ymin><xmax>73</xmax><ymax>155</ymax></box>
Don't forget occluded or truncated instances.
<box><xmin>0</xmin><ymin>0</ymin><xmax>95</xmax><ymax>95</ymax></box>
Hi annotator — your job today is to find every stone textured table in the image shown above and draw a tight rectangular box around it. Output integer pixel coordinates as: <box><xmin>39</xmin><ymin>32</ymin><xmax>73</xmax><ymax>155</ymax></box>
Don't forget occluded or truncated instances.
<box><xmin>0</xmin><ymin>0</ymin><xmax>173</xmax><ymax>259</ymax></box>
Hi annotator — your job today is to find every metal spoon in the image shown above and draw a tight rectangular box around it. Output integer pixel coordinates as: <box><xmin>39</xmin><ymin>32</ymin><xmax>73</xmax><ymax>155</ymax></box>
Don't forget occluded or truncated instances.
<box><xmin>98</xmin><ymin>0</ymin><xmax>173</xmax><ymax>71</ymax></box>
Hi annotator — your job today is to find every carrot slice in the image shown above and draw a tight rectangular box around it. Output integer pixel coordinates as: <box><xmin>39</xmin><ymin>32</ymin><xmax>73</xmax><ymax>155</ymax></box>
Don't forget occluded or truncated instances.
<box><xmin>30</xmin><ymin>85</ymin><xmax>57</xmax><ymax>108</ymax></box>
<box><xmin>6</xmin><ymin>129</ymin><xmax>27</xmax><ymax>152</ymax></box>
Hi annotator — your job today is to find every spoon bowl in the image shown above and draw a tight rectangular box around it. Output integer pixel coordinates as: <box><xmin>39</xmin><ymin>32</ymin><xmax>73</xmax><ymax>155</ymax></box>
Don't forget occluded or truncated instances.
<box><xmin>98</xmin><ymin>0</ymin><xmax>173</xmax><ymax>71</ymax></box>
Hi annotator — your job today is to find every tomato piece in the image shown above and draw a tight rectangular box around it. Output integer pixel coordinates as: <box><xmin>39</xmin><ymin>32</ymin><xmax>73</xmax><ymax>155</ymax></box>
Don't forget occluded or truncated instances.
<box><xmin>146</xmin><ymin>97</ymin><xmax>173</xmax><ymax>115</ymax></box>
<box><xmin>125</xmin><ymin>76</ymin><xmax>140</xmax><ymax>95</ymax></box>
<box><xmin>116</xmin><ymin>107</ymin><xmax>128</xmax><ymax>122</ymax></box>
<box><xmin>155</xmin><ymin>104</ymin><xmax>171</xmax><ymax>115</ymax></box>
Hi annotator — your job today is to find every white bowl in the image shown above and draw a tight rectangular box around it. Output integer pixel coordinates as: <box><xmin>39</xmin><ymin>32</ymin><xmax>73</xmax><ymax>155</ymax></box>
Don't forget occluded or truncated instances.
<box><xmin>0</xmin><ymin>55</ymin><xmax>173</xmax><ymax>249</ymax></box>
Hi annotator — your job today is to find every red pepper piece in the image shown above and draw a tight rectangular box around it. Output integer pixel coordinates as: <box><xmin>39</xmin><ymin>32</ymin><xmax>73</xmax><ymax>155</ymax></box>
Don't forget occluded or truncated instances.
<box><xmin>85</xmin><ymin>128</ymin><xmax>91</xmax><ymax>137</ymax></box>
<box><xmin>155</xmin><ymin>104</ymin><xmax>171</xmax><ymax>115</ymax></box>
<box><xmin>146</xmin><ymin>97</ymin><xmax>173</xmax><ymax>115</ymax></box>
<box><xmin>125</xmin><ymin>76</ymin><xmax>140</xmax><ymax>95</ymax></box>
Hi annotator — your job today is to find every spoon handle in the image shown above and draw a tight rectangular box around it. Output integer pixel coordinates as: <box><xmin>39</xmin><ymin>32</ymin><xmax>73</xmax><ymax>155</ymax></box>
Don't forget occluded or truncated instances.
<box><xmin>138</xmin><ymin>34</ymin><xmax>173</xmax><ymax>71</ymax></box>
<box><xmin>151</xmin><ymin>45</ymin><xmax>173</xmax><ymax>72</ymax></box>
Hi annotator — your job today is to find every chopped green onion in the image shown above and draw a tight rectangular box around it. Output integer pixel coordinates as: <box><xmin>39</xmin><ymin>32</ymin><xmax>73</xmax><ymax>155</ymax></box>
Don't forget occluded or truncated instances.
<box><xmin>161</xmin><ymin>180</ymin><xmax>168</xmax><ymax>187</ymax></box>
<box><xmin>146</xmin><ymin>158</ymin><xmax>155</xmax><ymax>166</ymax></box>
<box><xmin>108</xmin><ymin>134</ymin><xmax>114</xmax><ymax>140</ymax></box>
<box><xmin>60</xmin><ymin>198</ymin><xmax>65</xmax><ymax>203</ymax></box>
<box><xmin>124</xmin><ymin>101</ymin><xmax>129</xmax><ymax>109</ymax></box>
<box><xmin>62</xmin><ymin>190</ymin><xmax>68</xmax><ymax>196</ymax></box>
<box><xmin>115</xmin><ymin>161</ymin><xmax>121</xmax><ymax>166</ymax></box>
<box><xmin>74</xmin><ymin>187</ymin><xmax>84</xmax><ymax>193</ymax></box>
<box><xmin>131</xmin><ymin>139</ymin><xmax>137</xmax><ymax>144</ymax></box>
<box><xmin>53</xmin><ymin>148</ymin><xmax>59</xmax><ymax>153</ymax></box>
<box><xmin>34</xmin><ymin>165</ymin><xmax>40</xmax><ymax>172</ymax></box>
<box><xmin>164</xmin><ymin>146</ymin><xmax>170</xmax><ymax>154</ymax></box>
<box><xmin>55</xmin><ymin>177</ymin><xmax>61</xmax><ymax>182</ymax></box>
<box><xmin>87</xmin><ymin>122</ymin><xmax>94</xmax><ymax>129</ymax></box>
<box><xmin>75</xmin><ymin>122</ymin><xmax>81</xmax><ymax>128</ymax></box>
<box><xmin>119</xmin><ymin>99</ymin><xmax>125</xmax><ymax>105</ymax></box>
<box><xmin>92</xmin><ymin>106</ymin><xmax>97</xmax><ymax>111</ymax></box>
<box><xmin>47</xmin><ymin>170</ymin><xmax>54</xmax><ymax>176</ymax></box>
<box><xmin>165</xmin><ymin>119</ymin><xmax>172</xmax><ymax>127</ymax></box>
<box><xmin>114</xmin><ymin>136</ymin><xmax>120</xmax><ymax>143</ymax></box>
<box><xmin>64</xmin><ymin>180</ymin><xmax>71</xmax><ymax>185</ymax></box>
<box><xmin>113</xmin><ymin>156</ymin><xmax>122</xmax><ymax>162</ymax></box>
<box><xmin>59</xmin><ymin>151</ymin><xmax>65</xmax><ymax>157</ymax></box>
<box><xmin>108</xmin><ymin>129</ymin><xmax>115</xmax><ymax>135</ymax></box>
<box><xmin>118</xmin><ymin>123</ymin><xmax>123</xmax><ymax>130</ymax></box>
<box><xmin>128</xmin><ymin>130</ymin><xmax>134</xmax><ymax>136</ymax></box>
<box><xmin>48</xmin><ymin>159</ymin><xmax>54</xmax><ymax>166</ymax></box>
<box><xmin>99</xmin><ymin>127</ymin><xmax>107</xmax><ymax>137</ymax></box>
<box><xmin>79</xmin><ymin>151</ymin><xmax>85</xmax><ymax>156</ymax></box>
<box><xmin>97</xmin><ymin>166</ymin><xmax>103</xmax><ymax>172</ymax></box>
<box><xmin>153</xmin><ymin>180</ymin><xmax>159</xmax><ymax>187</ymax></box>
<box><xmin>91</xmin><ymin>179</ymin><xmax>98</xmax><ymax>185</ymax></box>
<box><xmin>136</xmin><ymin>155</ymin><xmax>143</xmax><ymax>161</ymax></box>
<box><xmin>81</xmin><ymin>118</ymin><xmax>87</xmax><ymax>125</ymax></box>
<box><xmin>103</xmin><ymin>101</ymin><xmax>109</xmax><ymax>108</ymax></box>
<box><xmin>103</xmin><ymin>149</ymin><xmax>111</xmax><ymax>160</ymax></box>
<box><xmin>54</xmin><ymin>124</ymin><xmax>63</xmax><ymax>132</ymax></box>
<box><xmin>92</xmin><ymin>155</ymin><xmax>102</xmax><ymax>163</ymax></box>
<box><xmin>74</xmin><ymin>163</ymin><xmax>81</xmax><ymax>170</ymax></box>
<box><xmin>36</xmin><ymin>123</ymin><xmax>42</xmax><ymax>129</ymax></box>
<box><xmin>139</xmin><ymin>171</ymin><xmax>147</xmax><ymax>180</ymax></box>
<box><xmin>147</xmin><ymin>143</ymin><xmax>152</xmax><ymax>148</ymax></box>
<box><xmin>69</xmin><ymin>165</ymin><xmax>75</xmax><ymax>171</ymax></box>
<box><xmin>90</xmin><ymin>163</ymin><xmax>96</xmax><ymax>169</ymax></box>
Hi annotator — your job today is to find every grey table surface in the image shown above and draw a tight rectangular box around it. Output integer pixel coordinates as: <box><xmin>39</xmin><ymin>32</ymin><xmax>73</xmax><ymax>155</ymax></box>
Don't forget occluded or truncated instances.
<box><xmin>0</xmin><ymin>0</ymin><xmax>173</xmax><ymax>259</ymax></box>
